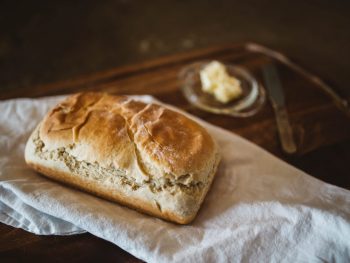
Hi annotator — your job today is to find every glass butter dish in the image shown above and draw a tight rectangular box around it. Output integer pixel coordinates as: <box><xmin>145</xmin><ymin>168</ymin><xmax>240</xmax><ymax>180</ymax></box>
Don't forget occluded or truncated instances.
<box><xmin>179</xmin><ymin>61</ymin><xmax>266</xmax><ymax>117</ymax></box>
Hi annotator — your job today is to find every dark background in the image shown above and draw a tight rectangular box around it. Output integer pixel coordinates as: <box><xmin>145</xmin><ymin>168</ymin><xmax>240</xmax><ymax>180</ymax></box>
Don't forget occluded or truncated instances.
<box><xmin>1</xmin><ymin>0</ymin><xmax>350</xmax><ymax>97</ymax></box>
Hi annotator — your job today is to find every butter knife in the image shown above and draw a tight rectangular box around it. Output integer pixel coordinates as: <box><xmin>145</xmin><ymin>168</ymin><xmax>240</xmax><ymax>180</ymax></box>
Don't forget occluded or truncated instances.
<box><xmin>263</xmin><ymin>64</ymin><xmax>297</xmax><ymax>154</ymax></box>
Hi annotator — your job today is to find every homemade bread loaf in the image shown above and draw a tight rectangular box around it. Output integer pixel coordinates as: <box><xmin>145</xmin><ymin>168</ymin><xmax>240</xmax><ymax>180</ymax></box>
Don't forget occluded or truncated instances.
<box><xmin>25</xmin><ymin>92</ymin><xmax>220</xmax><ymax>224</ymax></box>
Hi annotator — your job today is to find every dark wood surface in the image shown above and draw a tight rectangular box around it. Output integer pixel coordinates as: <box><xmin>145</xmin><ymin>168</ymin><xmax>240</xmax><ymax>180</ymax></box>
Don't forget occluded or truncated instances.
<box><xmin>1</xmin><ymin>43</ymin><xmax>350</xmax><ymax>262</ymax></box>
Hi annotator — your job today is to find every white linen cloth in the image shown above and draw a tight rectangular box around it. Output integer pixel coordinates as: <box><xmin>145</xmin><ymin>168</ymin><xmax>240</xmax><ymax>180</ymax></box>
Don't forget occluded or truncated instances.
<box><xmin>0</xmin><ymin>95</ymin><xmax>349</xmax><ymax>262</ymax></box>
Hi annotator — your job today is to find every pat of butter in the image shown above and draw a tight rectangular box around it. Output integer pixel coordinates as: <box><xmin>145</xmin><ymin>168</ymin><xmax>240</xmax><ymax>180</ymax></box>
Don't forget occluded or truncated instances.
<box><xmin>200</xmin><ymin>61</ymin><xmax>242</xmax><ymax>103</ymax></box>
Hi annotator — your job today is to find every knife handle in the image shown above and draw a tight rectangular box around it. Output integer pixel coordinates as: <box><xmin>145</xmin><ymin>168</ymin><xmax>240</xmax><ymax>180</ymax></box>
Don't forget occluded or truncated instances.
<box><xmin>274</xmin><ymin>105</ymin><xmax>297</xmax><ymax>154</ymax></box>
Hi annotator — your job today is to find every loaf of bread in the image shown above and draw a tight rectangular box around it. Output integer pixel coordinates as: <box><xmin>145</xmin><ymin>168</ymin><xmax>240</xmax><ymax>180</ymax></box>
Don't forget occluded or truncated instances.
<box><xmin>25</xmin><ymin>92</ymin><xmax>220</xmax><ymax>224</ymax></box>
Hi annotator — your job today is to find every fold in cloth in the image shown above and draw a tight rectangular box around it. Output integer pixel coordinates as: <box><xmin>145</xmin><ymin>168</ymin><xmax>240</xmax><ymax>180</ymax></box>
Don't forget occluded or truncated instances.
<box><xmin>0</xmin><ymin>95</ymin><xmax>349</xmax><ymax>262</ymax></box>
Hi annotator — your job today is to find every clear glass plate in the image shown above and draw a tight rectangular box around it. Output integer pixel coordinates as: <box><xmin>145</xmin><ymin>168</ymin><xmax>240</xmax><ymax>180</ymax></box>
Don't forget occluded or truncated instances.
<box><xmin>179</xmin><ymin>61</ymin><xmax>266</xmax><ymax>117</ymax></box>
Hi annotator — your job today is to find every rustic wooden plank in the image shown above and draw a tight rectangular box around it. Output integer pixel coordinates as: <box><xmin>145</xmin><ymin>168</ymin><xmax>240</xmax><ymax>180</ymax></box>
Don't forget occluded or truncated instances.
<box><xmin>2</xmin><ymin>43</ymin><xmax>348</xmax><ymax>156</ymax></box>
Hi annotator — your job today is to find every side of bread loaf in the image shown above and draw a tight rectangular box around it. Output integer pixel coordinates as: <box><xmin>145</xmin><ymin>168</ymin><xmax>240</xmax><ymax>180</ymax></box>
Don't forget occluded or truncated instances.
<box><xmin>25</xmin><ymin>92</ymin><xmax>220</xmax><ymax>224</ymax></box>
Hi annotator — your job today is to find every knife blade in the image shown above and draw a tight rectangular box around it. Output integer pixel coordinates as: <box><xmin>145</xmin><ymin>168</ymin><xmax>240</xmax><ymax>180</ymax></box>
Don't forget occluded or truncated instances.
<box><xmin>263</xmin><ymin>63</ymin><xmax>297</xmax><ymax>154</ymax></box>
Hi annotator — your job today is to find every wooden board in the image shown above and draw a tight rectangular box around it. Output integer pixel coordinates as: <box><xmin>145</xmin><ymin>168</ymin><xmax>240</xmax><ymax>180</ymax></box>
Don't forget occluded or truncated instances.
<box><xmin>1</xmin><ymin>43</ymin><xmax>349</xmax><ymax>156</ymax></box>
<box><xmin>1</xmin><ymin>43</ymin><xmax>350</xmax><ymax>262</ymax></box>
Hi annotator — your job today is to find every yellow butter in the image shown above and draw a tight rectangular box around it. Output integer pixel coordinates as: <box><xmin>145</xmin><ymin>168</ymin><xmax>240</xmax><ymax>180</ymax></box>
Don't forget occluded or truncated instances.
<box><xmin>199</xmin><ymin>61</ymin><xmax>242</xmax><ymax>103</ymax></box>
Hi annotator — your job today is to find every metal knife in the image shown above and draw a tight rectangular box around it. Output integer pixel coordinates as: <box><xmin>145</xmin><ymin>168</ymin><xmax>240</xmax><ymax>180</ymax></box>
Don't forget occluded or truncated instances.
<box><xmin>263</xmin><ymin>63</ymin><xmax>297</xmax><ymax>154</ymax></box>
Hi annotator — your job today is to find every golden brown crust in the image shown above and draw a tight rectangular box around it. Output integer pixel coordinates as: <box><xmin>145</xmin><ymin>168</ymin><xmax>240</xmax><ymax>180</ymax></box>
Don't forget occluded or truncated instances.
<box><xmin>40</xmin><ymin>92</ymin><xmax>215</xmax><ymax>179</ymax></box>
<box><xmin>128</xmin><ymin>102</ymin><xmax>215</xmax><ymax>176</ymax></box>
<box><xmin>25</xmin><ymin>92</ymin><xmax>221</xmax><ymax>224</ymax></box>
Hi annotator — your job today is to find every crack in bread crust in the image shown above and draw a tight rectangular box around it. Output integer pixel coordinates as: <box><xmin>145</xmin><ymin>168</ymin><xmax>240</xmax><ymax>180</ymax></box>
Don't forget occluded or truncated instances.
<box><xmin>33</xmin><ymin>129</ymin><xmax>205</xmax><ymax>195</ymax></box>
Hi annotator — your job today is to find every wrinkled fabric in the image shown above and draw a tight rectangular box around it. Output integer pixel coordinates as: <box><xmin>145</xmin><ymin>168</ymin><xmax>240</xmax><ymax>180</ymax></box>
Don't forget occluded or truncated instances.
<box><xmin>0</xmin><ymin>95</ymin><xmax>349</xmax><ymax>263</ymax></box>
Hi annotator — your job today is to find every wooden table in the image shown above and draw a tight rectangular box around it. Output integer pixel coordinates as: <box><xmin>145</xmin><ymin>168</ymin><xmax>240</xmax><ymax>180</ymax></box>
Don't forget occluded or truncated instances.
<box><xmin>1</xmin><ymin>43</ymin><xmax>350</xmax><ymax>262</ymax></box>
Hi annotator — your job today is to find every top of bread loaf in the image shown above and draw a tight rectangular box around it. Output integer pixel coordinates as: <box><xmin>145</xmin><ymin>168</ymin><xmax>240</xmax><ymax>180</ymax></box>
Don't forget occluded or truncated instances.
<box><xmin>39</xmin><ymin>92</ymin><xmax>217</xmax><ymax>185</ymax></box>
